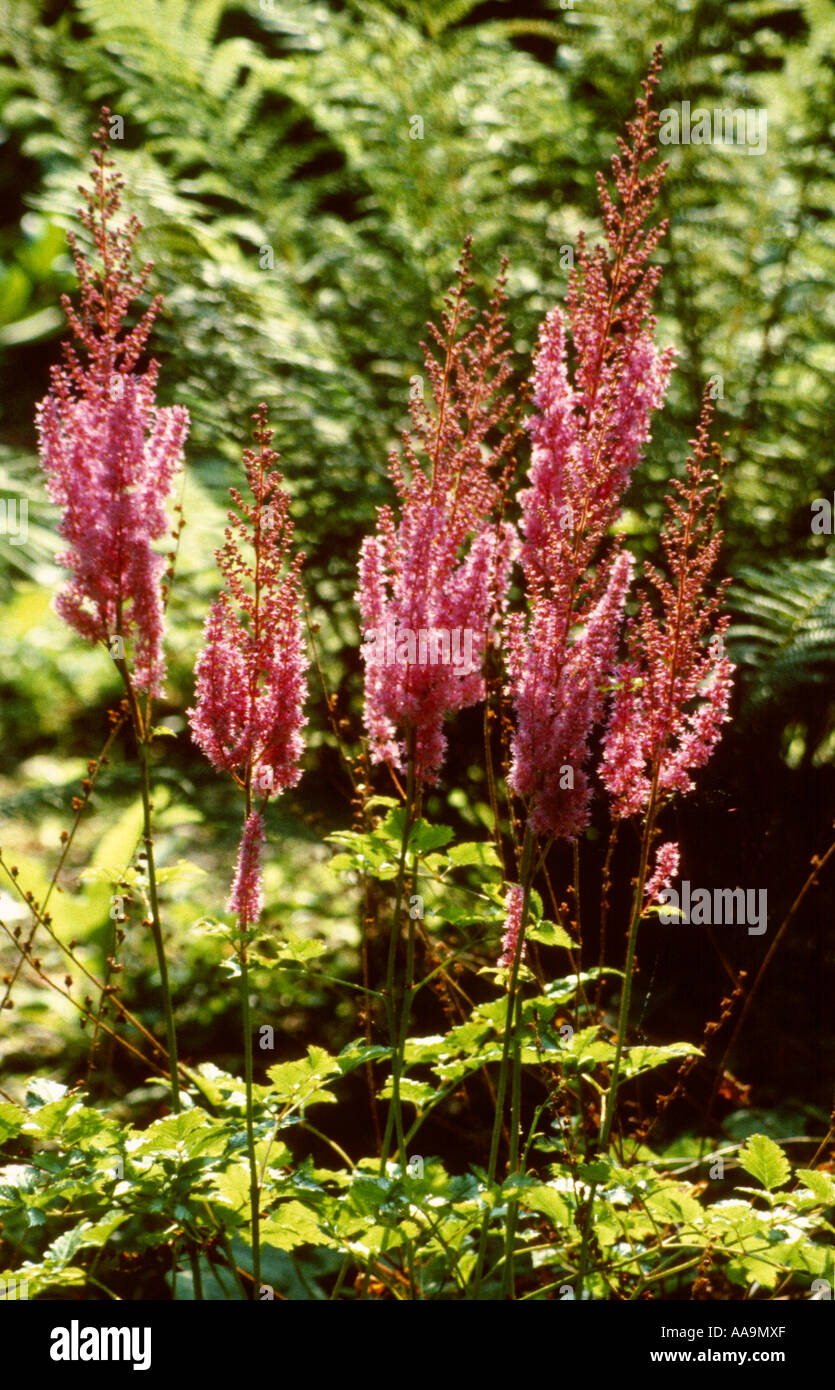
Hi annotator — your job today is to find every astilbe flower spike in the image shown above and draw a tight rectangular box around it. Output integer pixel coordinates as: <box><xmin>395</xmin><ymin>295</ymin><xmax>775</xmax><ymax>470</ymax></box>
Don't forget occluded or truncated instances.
<box><xmin>644</xmin><ymin>840</ymin><xmax>680</xmax><ymax>908</ymax></box>
<box><xmin>498</xmin><ymin>883</ymin><xmax>526</xmax><ymax>969</ymax></box>
<box><xmin>507</xmin><ymin>46</ymin><xmax>674</xmax><ymax>841</ymax></box>
<box><xmin>35</xmin><ymin>108</ymin><xmax>188</xmax><ymax>698</ymax></box>
<box><xmin>227</xmin><ymin>811</ymin><xmax>267</xmax><ymax>925</ymax></box>
<box><xmin>507</xmin><ymin>549</ymin><xmax>633</xmax><ymax>839</ymax></box>
<box><xmin>189</xmin><ymin>404</ymin><xmax>308</xmax><ymax>928</ymax></box>
<box><xmin>520</xmin><ymin>44</ymin><xmax>675</xmax><ymax>596</ymax></box>
<box><xmin>601</xmin><ymin>397</ymin><xmax>734</xmax><ymax>821</ymax></box>
<box><xmin>357</xmin><ymin>241</ymin><xmax>517</xmax><ymax>784</ymax></box>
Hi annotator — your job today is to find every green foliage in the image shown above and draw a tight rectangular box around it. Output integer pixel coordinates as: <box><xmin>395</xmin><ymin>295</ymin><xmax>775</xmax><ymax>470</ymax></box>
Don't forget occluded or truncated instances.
<box><xmin>733</xmin><ymin>558</ymin><xmax>835</xmax><ymax>701</ymax></box>
<box><xmin>1</xmin><ymin>802</ymin><xmax>831</xmax><ymax>1301</ymax></box>
<box><xmin>2</xmin><ymin>1051</ymin><xmax>832</xmax><ymax>1299</ymax></box>
<box><xmin>737</xmin><ymin>1132</ymin><xmax>791</xmax><ymax>1191</ymax></box>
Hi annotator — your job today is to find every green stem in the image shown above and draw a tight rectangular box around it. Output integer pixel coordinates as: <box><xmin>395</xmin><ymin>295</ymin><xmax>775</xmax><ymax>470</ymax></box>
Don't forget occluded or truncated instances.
<box><xmin>575</xmin><ymin>799</ymin><xmax>658</xmax><ymax>1298</ymax></box>
<box><xmin>135</xmin><ymin>732</ymin><xmax>181</xmax><ymax>1113</ymax></box>
<box><xmin>240</xmin><ymin>942</ymin><xmax>261</xmax><ymax>1299</ymax></box>
<box><xmin>392</xmin><ymin>836</ymin><xmax>421</xmax><ymax>1163</ymax></box>
<box><xmin>189</xmin><ymin>1249</ymin><xmax>204</xmax><ymax>1300</ymax></box>
<box><xmin>599</xmin><ymin>803</ymin><xmax>657</xmax><ymax>1152</ymax></box>
<box><xmin>379</xmin><ymin>730</ymin><xmax>417</xmax><ymax>1174</ymax></box>
<box><xmin>470</xmin><ymin>824</ymin><xmax>536</xmax><ymax>1300</ymax></box>
<box><xmin>115</xmin><ymin>633</ymin><xmax>180</xmax><ymax>1113</ymax></box>
<box><xmin>501</xmin><ymin>977</ymin><xmax>525</xmax><ymax>1298</ymax></box>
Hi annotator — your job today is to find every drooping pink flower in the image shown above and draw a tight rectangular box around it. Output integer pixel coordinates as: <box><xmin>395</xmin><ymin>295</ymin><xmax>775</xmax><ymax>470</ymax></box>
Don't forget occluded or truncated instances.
<box><xmin>227</xmin><ymin>811</ymin><xmax>266</xmax><ymax>928</ymax></box>
<box><xmin>357</xmin><ymin>243</ymin><xmax>517</xmax><ymax>783</ymax></box>
<box><xmin>35</xmin><ymin>111</ymin><xmax>188</xmax><ymax>696</ymax></box>
<box><xmin>189</xmin><ymin>405</ymin><xmax>308</xmax><ymax>798</ymax></box>
<box><xmin>601</xmin><ymin>401</ymin><xmax>734</xmax><ymax>819</ymax></box>
<box><xmin>499</xmin><ymin>883</ymin><xmax>526</xmax><ymax>969</ymax></box>
<box><xmin>644</xmin><ymin>841</ymin><xmax>680</xmax><ymax>908</ymax></box>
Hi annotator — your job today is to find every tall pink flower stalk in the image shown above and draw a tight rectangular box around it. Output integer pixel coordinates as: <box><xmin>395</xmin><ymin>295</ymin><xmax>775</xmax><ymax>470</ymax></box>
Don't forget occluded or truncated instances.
<box><xmin>602</xmin><ymin>401</ymin><xmax>734</xmax><ymax>823</ymax></box>
<box><xmin>593</xmin><ymin>406</ymin><xmax>733</xmax><ymax>1163</ymax></box>
<box><xmin>507</xmin><ymin>47</ymin><xmax>674</xmax><ymax>844</ymax></box>
<box><xmin>189</xmin><ymin>403</ymin><xmax>308</xmax><ymax>929</ymax></box>
<box><xmin>189</xmin><ymin>403</ymin><xmax>308</xmax><ymax>1300</ymax></box>
<box><xmin>35</xmin><ymin>109</ymin><xmax>188</xmax><ymax>698</ymax></box>
<box><xmin>357</xmin><ymin>242</ymin><xmax>516</xmax><ymax>785</ymax></box>
<box><xmin>33</xmin><ymin>110</ymin><xmax>189</xmax><ymax>1112</ymax></box>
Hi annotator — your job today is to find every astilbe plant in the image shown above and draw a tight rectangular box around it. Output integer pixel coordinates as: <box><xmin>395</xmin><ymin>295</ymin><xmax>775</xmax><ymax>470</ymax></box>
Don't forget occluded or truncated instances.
<box><xmin>357</xmin><ymin>242</ymin><xmax>517</xmax><ymax>1166</ymax></box>
<box><xmin>468</xmin><ymin>48</ymin><xmax>696</xmax><ymax>1297</ymax></box>
<box><xmin>597</xmin><ymin>400</ymin><xmax>733</xmax><ymax>1151</ymax></box>
<box><xmin>34</xmin><ymin>109</ymin><xmax>188</xmax><ymax>1111</ymax></box>
<box><xmin>189</xmin><ymin>402</ymin><xmax>308</xmax><ymax>1298</ymax></box>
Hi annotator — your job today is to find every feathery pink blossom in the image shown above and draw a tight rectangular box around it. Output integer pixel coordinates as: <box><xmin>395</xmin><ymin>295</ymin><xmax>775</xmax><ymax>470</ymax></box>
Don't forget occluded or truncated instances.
<box><xmin>35</xmin><ymin>110</ymin><xmax>187</xmax><ymax>696</ymax></box>
<box><xmin>498</xmin><ymin>883</ymin><xmax>526</xmax><ymax>969</ymax></box>
<box><xmin>601</xmin><ymin>402</ymin><xmax>734</xmax><ymax>818</ymax></box>
<box><xmin>507</xmin><ymin>50</ymin><xmax>672</xmax><ymax>841</ymax></box>
<box><xmin>357</xmin><ymin>243</ymin><xmax>516</xmax><ymax>782</ymax></box>
<box><xmin>189</xmin><ymin>405</ymin><xmax>308</xmax><ymax>929</ymax></box>
<box><xmin>520</xmin><ymin>49</ymin><xmax>675</xmax><ymax>595</ymax></box>
<box><xmin>227</xmin><ymin>811</ymin><xmax>266</xmax><ymax>928</ymax></box>
<box><xmin>189</xmin><ymin>405</ymin><xmax>308</xmax><ymax>797</ymax></box>
<box><xmin>507</xmin><ymin>550</ymin><xmax>633</xmax><ymax>839</ymax></box>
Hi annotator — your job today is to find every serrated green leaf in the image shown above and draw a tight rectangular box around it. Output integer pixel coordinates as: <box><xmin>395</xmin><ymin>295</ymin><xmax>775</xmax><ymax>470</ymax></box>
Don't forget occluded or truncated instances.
<box><xmin>154</xmin><ymin>859</ymin><xmax>207</xmax><ymax>885</ymax></box>
<box><xmin>645</xmin><ymin>1185</ymin><xmax>705</xmax><ymax>1225</ymax></box>
<box><xmin>25</xmin><ymin>1078</ymin><xmax>68</xmax><ymax>1108</ymax></box>
<box><xmin>211</xmin><ymin>1163</ymin><xmax>251</xmax><ymax>1216</ymax></box>
<box><xmin>376</xmin><ymin>1077</ymin><xmax>436</xmax><ymax>1109</ymax></box>
<box><xmin>260</xmin><ymin>1200</ymin><xmax>335</xmax><ymax>1252</ymax></box>
<box><xmin>737</xmin><ymin>1134</ymin><xmax>791</xmax><ymax>1191</ymax></box>
<box><xmin>130</xmin><ymin>1110</ymin><xmax>227</xmax><ymax>1161</ymax></box>
<box><xmin>517</xmin><ymin>1183</ymin><xmax>570</xmax><ymax>1227</ymax></box>
<box><xmin>795</xmin><ymin>1169</ymin><xmax>835</xmax><ymax>1205</ymax></box>
<box><xmin>620</xmin><ymin>1043</ymin><xmax>700</xmax><ymax>1080</ymax></box>
<box><xmin>446</xmin><ymin>842</ymin><xmax>502</xmax><ymax>869</ymax></box>
<box><xmin>0</xmin><ymin>1102</ymin><xmax>24</xmax><ymax>1141</ymax></box>
<box><xmin>45</xmin><ymin>1214</ymin><xmax>127</xmax><ymax>1266</ymax></box>
<box><xmin>336</xmin><ymin>1040</ymin><xmax>391</xmax><ymax>1075</ymax></box>
<box><xmin>527</xmin><ymin>919</ymin><xmax>576</xmax><ymax>950</ymax></box>
<box><xmin>266</xmin><ymin>1045</ymin><xmax>340</xmax><ymax>1107</ymax></box>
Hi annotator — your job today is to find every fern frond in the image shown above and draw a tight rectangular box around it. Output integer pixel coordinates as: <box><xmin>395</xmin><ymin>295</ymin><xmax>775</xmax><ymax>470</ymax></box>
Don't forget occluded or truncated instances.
<box><xmin>731</xmin><ymin>558</ymin><xmax>835</xmax><ymax>708</ymax></box>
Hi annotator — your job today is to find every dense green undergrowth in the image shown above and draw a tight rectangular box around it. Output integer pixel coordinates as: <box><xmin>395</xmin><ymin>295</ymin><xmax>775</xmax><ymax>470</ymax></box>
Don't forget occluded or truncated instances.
<box><xmin>2</xmin><ymin>811</ymin><xmax>833</xmax><ymax>1300</ymax></box>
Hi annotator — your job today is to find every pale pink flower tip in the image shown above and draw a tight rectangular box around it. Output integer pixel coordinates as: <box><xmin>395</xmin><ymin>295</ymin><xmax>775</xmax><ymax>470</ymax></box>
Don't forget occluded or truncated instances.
<box><xmin>499</xmin><ymin>883</ymin><xmax>526</xmax><ymax>969</ymax></box>
<box><xmin>227</xmin><ymin>811</ymin><xmax>266</xmax><ymax>928</ymax></box>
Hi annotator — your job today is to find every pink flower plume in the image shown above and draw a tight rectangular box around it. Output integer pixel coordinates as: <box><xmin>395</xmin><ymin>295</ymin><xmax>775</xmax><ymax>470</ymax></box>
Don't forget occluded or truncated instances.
<box><xmin>602</xmin><ymin>401</ymin><xmax>734</xmax><ymax>819</ymax></box>
<box><xmin>644</xmin><ymin>841</ymin><xmax>680</xmax><ymax>908</ymax></box>
<box><xmin>357</xmin><ymin>244</ymin><xmax>516</xmax><ymax>783</ymax></box>
<box><xmin>189</xmin><ymin>405</ymin><xmax>308</xmax><ymax>797</ymax></box>
<box><xmin>35</xmin><ymin>110</ymin><xmax>187</xmax><ymax>695</ymax></box>
<box><xmin>499</xmin><ymin>884</ymin><xmax>526</xmax><ymax>969</ymax></box>
<box><xmin>227</xmin><ymin>811</ymin><xmax>266</xmax><ymax>928</ymax></box>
